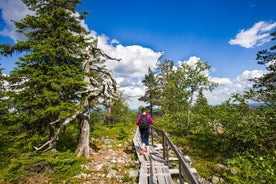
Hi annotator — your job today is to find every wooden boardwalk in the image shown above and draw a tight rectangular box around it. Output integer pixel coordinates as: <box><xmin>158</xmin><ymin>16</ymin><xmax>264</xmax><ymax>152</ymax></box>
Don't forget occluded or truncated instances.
<box><xmin>133</xmin><ymin>128</ymin><xmax>174</xmax><ymax>184</ymax></box>
<box><xmin>133</xmin><ymin>127</ymin><xmax>200</xmax><ymax>184</ymax></box>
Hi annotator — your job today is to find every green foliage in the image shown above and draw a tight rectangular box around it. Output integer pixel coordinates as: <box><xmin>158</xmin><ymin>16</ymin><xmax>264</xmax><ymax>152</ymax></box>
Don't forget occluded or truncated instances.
<box><xmin>153</xmin><ymin>58</ymin><xmax>217</xmax><ymax>134</ymax></box>
<box><xmin>211</xmin><ymin>101</ymin><xmax>274</xmax><ymax>153</ymax></box>
<box><xmin>90</xmin><ymin>111</ymin><xmax>104</xmax><ymax>132</ymax></box>
<box><xmin>252</xmin><ymin>50</ymin><xmax>276</xmax><ymax>105</ymax></box>
<box><xmin>112</xmin><ymin>163</ymin><xmax>119</xmax><ymax>171</ymax></box>
<box><xmin>155</xmin><ymin>92</ymin><xmax>274</xmax><ymax>183</ymax></box>
<box><xmin>92</xmin><ymin>122</ymin><xmax>135</xmax><ymax>141</ymax></box>
<box><xmin>160</xmin><ymin>72</ymin><xmax>189</xmax><ymax>114</ymax></box>
<box><xmin>117</xmin><ymin>128</ymin><xmax>128</xmax><ymax>140</ymax></box>
<box><xmin>226</xmin><ymin>152</ymin><xmax>275</xmax><ymax>183</ymax></box>
<box><xmin>138</xmin><ymin>67</ymin><xmax>160</xmax><ymax>115</ymax></box>
<box><xmin>174</xmin><ymin>128</ymin><xmax>275</xmax><ymax>183</ymax></box>
<box><xmin>56</xmin><ymin>122</ymin><xmax>79</xmax><ymax>152</ymax></box>
<box><xmin>91</xmin><ymin>107</ymin><xmax>136</xmax><ymax>140</ymax></box>
<box><xmin>0</xmin><ymin>151</ymin><xmax>86</xmax><ymax>183</ymax></box>
<box><xmin>191</xmin><ymin>91</ymin><xmax>213</xmax><ymax>133</ymax></box>
<box><xmin>122</xmin><ymin>172</ymin><xmax>133</xmax><ymax>182</ymax></box>
<box><xmin>0</xmin><ymin>0</ymin><xmax>92</xmax><ymax>152</ymax></box>
<box><xmin>103</xmin><ymin>96</ymin><xmax>136</xmax><ymax>125</ymax></box>
<box><xmin>155</xmin><ymin>113</ymin><xmax>186</xmax><ymax>136</ymax></box>
<box><xmin>0</xmin><ymin>105</ymin><xmax>137</xmax><ymax>183</ymax></box>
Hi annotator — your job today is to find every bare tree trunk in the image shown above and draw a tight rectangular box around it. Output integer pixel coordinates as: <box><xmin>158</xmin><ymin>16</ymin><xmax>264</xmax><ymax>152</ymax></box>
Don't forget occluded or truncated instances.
<box><xmin>75</xmin><ymin>109</ymin><xmax>92</xmax><ymax>157</ymax></box>
<box><xmin>186</xmin><ymin>90</ymin><xmax>194</xmax><ymax>135</ymax></box>
<box><xmin>74</xmin><ymin>48</ymin><xmax>119</xmax><ymax>157</ymax></box>
<box><xmin>49</xmin><ymin>124</ymin><xmax>57</xmax><ymax>151</ymax></box>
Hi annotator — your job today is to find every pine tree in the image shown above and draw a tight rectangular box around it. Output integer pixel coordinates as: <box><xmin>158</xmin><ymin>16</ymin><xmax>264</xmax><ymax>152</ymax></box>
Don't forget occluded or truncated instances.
<box><xmin>155</xmin><ymin>58</ymin><xmax>174</xmax><ymax>114</ymax></box>
<box><xmin>250</xmin><ymin>31</ymin><xmax>276</xmax><ymax>106</ymax></box>
<box><xmin>138</xmin><ymin>67</ymin><xmax>160</xmax><ymax>115</ymax></box>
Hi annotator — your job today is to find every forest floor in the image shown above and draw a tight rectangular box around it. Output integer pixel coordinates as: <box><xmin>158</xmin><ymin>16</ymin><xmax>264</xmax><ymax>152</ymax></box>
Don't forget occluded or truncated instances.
<box><xmin>73</xmin><ymin>137</ymin><xmax>138</xmax><ymax>184</ymax></box>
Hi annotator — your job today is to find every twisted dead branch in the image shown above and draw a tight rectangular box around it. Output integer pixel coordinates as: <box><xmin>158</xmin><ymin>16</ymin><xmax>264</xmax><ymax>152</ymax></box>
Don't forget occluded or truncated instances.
<box><xmin>34</xmin><ymin>47</ymin><xmax>120</xmax><ymax>153</ymax></box>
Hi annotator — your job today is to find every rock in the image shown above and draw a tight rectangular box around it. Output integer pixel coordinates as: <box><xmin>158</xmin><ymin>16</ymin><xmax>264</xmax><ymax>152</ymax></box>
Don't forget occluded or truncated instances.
<box><xmin>128</xmin><ymin>169</ymin><xmax>139</xmax><ymax>178</ymax></box>
<box><xmin>78</xmin><ymin>137</ymin><xmax>135</xmax><ymax>183</ymax></box>
<box><xmin>230</xmin><ymin>167</ymin><xmax>238</xmax><ymax>175</ymax></box>
<box><xmin>95</xmin><ymin>163</ymin><xmax>104</xmax><ymax>171</ymax></box>
<box><xmin>183</xmin><ymin>155</ymin><xmax>194</xmax><ymax>165</ymax></box>
<box><xmin>212</xmin><ymin>175</ymin><xmax>225</xmax><ymax>184</ymax></box>
<box><xmin>73</xmin><ymin>173</ymin><xmax>91</xmax><ymax>179</ymax></box>
<box><xmin>215</xmin><ymin>164</ymin><xmax>227</xmax><ymax>170</ymax></box>
<box><xmin>106</xmin><ymin>169</ymin><xmax>118</xmax><ymax>178</ymax></box>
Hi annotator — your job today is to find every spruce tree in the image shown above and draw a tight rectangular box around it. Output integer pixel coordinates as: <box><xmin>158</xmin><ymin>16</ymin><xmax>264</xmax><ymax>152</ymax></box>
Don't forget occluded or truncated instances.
<box><xmin>0</xmin><ymin>0</ymin><xmax>92</xmax><ymax>151</ymax></box>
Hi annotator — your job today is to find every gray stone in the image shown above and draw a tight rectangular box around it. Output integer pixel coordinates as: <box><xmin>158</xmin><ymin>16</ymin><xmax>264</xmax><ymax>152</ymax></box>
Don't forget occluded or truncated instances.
<box><xmin>128</xmin><ymin>169</ymin><xmax>139</xmax><ymax>178</ymax></box>
<box><xmin>212</xmin><ymin>175</ymin><xmax>225</xmax><ymax>184</ymax></box>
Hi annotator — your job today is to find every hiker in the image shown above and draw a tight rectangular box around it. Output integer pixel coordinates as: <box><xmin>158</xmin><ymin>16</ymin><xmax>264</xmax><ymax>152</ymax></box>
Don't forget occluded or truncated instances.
<box><xmin>136</xmin><ymin>108</ymin><xmax>154</xmax><ymax>154</ymax></box>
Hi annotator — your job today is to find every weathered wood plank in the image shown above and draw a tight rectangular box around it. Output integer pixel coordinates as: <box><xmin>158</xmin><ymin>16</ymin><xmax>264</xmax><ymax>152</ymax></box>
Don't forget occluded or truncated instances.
<box><xmin>162</xmin><ymin>165</ymin><xmax>174</xmax><ymax>184</ymax></box>
<box><xmin>170</xmin><ymin>168</ymin><xmax>179</xmax><ymax>175</ymax></box>
<box><xmin>139</xmin><ymin>165</ymin><xmax>149</xmax><ymax>184</ymax></box>
<box><xmin>134</xmin><ymin>128</ymin><xmax>174</xmax><ymax>184</ymax></box>
<box><xmin>156</xmin><ymin>164</ymin><xmax>167</xmax><ymax>184</ymax></box>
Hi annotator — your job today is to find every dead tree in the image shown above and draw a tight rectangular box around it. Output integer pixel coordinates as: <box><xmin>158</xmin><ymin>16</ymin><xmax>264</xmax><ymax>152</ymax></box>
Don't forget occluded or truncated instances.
<box><xmin>75</xmin><ymin>48</ymin><xmax>120</xmax><ymax>157</ymax></box>
<box><xmin>34</xmin><ymin>47</ymin><xmax>120</xmax><ymax>156</ymax></box>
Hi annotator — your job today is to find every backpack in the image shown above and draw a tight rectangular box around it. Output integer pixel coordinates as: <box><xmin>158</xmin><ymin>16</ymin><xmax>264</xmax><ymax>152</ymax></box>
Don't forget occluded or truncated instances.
<box><xmin>139</xmin><ymin>115</ymin><xmax>150</xmax><ymax>130</ymax></box>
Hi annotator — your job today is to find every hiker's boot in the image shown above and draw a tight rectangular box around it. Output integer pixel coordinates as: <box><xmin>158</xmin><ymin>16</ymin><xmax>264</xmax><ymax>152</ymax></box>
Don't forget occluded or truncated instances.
<box><xmin>140</xmin><ymin>148</ymin><xmax>145</xmax><ymax>155</ymax></box>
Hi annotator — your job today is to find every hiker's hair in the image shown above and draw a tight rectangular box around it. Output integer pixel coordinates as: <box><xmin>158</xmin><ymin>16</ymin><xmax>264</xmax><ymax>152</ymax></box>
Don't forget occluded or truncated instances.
<box><xmin>141</xmin><ymin>108</ymin><xmax>147</xmax><ymax>113</ymax></box>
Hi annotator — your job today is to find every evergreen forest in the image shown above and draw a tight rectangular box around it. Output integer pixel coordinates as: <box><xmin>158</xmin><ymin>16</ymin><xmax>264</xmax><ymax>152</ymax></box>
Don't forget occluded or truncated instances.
<box><xmin>0</xmin><ymin>0</ymin><xmax>275</xmax><ymax>183</ymax></box>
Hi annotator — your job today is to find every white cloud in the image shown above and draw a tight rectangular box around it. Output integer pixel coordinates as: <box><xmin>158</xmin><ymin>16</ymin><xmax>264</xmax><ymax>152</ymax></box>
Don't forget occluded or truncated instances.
<box><xmin>0</xmin><ymin>0</ymin><xmax>33</xmax><ymax>42</ymax></box>
<box><xmin>0</xmin><ymin>0</ymin><xmax>89</xmax><ymax>42</ymax></box>
<box><xmin>96</xmin><ymin>34</ymin><xmax>162</xmax><ymax>109</ymax></box>
<box><xmin>177</xmin><ymin>56</ymin><xmax>212</xmax><ymax>77</ymax></box>
<box><xmin>0</xmin><ymin>0</ymin><xmax>267</xmax><ymax>109</ymax></box>
<box><xmin>229</xmin><ymin>21</ymin><xmax>276</xmax><ymax>48</ymax></box>
<box><xmin>98</xmin><ymin>34</ymin><xmax>162</xmax><ymax>78</ymax></box>
<box><xmin>210</xmin><ymin>77</ymin><xmax>233</xmax><ymax>85</ymax></box>
<box><xmin>175</xmin><ymin>57</ymin><xmax>265</xmax><ymax>106</ymax></box>
<box><xmin>205</xmin><ymin>69</ymin><xmax>265</xmax><ymax>105</ymax></box>
<box><xmin>177</xmin><ymin>56</ymin><xmax>199</xmax><ymax>66</ymax></box>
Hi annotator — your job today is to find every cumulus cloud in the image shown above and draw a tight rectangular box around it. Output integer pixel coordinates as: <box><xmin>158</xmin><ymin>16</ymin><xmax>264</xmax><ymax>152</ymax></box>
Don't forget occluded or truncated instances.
<box><xmin>229</xmin><ymin>21</ymin><xmax>276</xmax><ymax>48</ymax></box>
<box><xmin>0</xmin><ymin>0</ymin><xmax>33</xmax><ymax>42</ymax></box>
<box><xmin>0</xmin><ymin>0</ymin><xmax>162</xmax><ymax>109</ymax></box>
<box><xmin>175</xmin><ymin>57</ymin><xmax>264</xmax><ymax>105</ymax></box>
<box><xmin>177</xmin><ymin>56</ymin><xmax>199</xmax><ymax>66</ymax></box>
<box><xmin>210</xmin><ymin>77</ymin><xmax>233</xmax><ymax>86</ymax></box>
<box><xmin>0</xmin><ymin>0</ymin><xmax>267</xmax><ymax>109</ymax></box>
<box><xmin>0</xmin><ymin>0</ymin><xmax>89</xmax><ymax>42</ymax></box>
<box><xmin>96</xmin><ymin>34</ymin><xmax>162</xmax><ymax>108</ymax></box>
<box><xmin>177</xmin><ymin>56</ymin><xmax>212</xmax><ymax>77</ymax></box>
<box><xmin>205</xmin><ymin>69</ymin><xmax>265</xmax><ymax>105</ymax></box>
<box><xmin>98</xmin><ymin>34</ymin><xmax>162</xmax><ymax>78</ymax></box>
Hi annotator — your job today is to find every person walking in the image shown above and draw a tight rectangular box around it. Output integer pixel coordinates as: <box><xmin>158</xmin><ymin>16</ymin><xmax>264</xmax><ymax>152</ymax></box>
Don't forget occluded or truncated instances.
<box><xmin>136</xmin><ymin>108</ymin><xmax>154</xmax><ymax>154</ymax></box>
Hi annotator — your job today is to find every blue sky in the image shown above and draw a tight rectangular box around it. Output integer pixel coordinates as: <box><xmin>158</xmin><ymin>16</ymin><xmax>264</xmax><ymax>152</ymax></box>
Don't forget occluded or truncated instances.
<box><xmin>1</xmin><ymin>0</ymin><xmax>276</xmax><ymax>108</ymax></box>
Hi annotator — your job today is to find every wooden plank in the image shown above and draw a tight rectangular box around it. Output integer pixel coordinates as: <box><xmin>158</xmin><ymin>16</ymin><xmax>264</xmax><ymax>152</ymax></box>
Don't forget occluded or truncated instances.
<box><xmin>155</xmin><ymin>163</ymin><xmax>167</xmax><ymax>184</ymax></box>
<box><xmin>169</xmin><ymin>157</ymin><xmax>178</xmax><ymax>161</ymax></box>
<box><xmin>134</xmin><ymin>128</ymin><xmax>174</xmax><ymax>184</ymax></box>
<box><xmin>170</xmin><ymin>168</ymin><xmax>179</xmax><ymax>175</ymax></box>
<box><xmin>139</xmin><ymin>168</ymin><xmax>148</xmax><ymax>184</ymax></box>
<box><xmin>141</xmin><ymin>161</ymin><xmax>174</xmax><ymax>184</ymax></box>
<box><xmin>162</xmin><ymin>165</ymin><xmax>174</xmax><ymax>184</ymax></box>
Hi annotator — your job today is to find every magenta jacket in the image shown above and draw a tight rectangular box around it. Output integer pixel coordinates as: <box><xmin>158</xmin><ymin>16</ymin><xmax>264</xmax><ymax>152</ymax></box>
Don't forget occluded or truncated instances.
<box><xmin>136</xmin><ymin>114</ymin><xmax>154</xmax><ymax>125</ymax></box>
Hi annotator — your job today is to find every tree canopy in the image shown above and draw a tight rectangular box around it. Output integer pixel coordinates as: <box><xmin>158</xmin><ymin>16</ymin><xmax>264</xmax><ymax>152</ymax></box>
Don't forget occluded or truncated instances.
<box><xmin>250</xmin><ymin>31</ymin><xmax>276</xmax><ymax>106</ymax></box>
<box><xmin>0</xmin><ymin>0</ymin><xmax>119</xmax><ymax>156</ymax></box>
